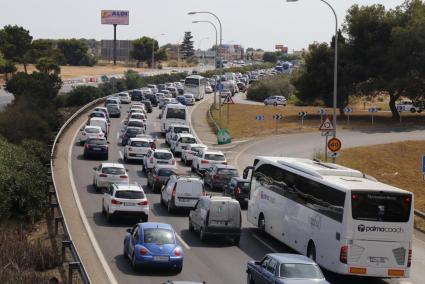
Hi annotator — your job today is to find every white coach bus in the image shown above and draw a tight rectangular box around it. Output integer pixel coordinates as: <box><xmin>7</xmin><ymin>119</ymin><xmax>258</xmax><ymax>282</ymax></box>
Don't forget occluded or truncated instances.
<box><xmin>184</xmin><ymin>75</ymin><xmax>206</xmax><ymax>101</ymax></box>
<box><xmin>244</xmin><ymin>156</ymin><xmax>414</xmax><ymax>278</ymax></box>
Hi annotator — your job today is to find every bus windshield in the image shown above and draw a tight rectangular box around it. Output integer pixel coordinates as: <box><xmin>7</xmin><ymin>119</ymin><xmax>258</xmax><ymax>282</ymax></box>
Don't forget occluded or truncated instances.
<box><xmin>351</xmin><ymin>191</ymin><xmax>412</xmax><ymax>222</ymax></box>
<box><xmin>185</xmin><ymin>78</ymin><xmax>200</xmax><ymax>85</ymax></box>
<box><xmin>166</xmin><ymin>108</ymin><xmax>186</xmax><ymax>119</ymax></box>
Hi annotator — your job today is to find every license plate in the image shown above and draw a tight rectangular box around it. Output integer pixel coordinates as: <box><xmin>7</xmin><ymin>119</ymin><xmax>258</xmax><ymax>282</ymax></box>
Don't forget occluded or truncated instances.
<box><xmin>153</xmin><ymin>256</ymin><xmax>169</xmax><ymax>262</ymax></box>
<box><xmin>124</xmin><ymin>202</ymin><xmax>135</xmax><ymax>206</ymax></box>
<box><xmin>370</xmin><ymin>257</ymin><xmax>387</xmax><ymax>263</ymax></box>
<box><xmin>157</xmin><ymin>161</ymin><xmax>168</xmax><ymax>164</ymax></box>
<box><xmin>92</xmin><ymin>147</ymin><xmax>101</xmax><ymax>151</ymax></box>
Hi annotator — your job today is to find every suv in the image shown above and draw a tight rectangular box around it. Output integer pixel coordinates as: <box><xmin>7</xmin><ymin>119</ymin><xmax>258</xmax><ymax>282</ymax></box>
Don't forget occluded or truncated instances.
<box><xmin>143</xmin><ymin>149</ymin><xmax>176</xmax><ymax>172</ymax></box>
<box><xmin>160</xmin><ymin>175</ymin><xmax>204</xmax><ymax>213</ymax></box>
<box><xmin>171</xmin><ymin>133</ymin><xmax>197</xmax><ymax>156</ymax></box>
<box><xmin>102</xmin><ymin>184</ymin><xmax>149</xmax><ymax>222</ymax></box>
<box><xmin>203</xmin><ymin>164</ymin><xmax>239</xmax><ymax>191</ymax></box>
<box><xmin>181</xmin><ymin>144</ymin><xmax>208</xmax><ymax>166</ymax></box>
<box><xmin>166</xmin><ymin>124</ymin><xmax>191</xmax><ymax>145</ymax></box>
<box><xmin>191</xmin><ymin>150</ymin><xmax>227</xmax><ymax>175</ymax></box>
<box><xmin>123</xmin><ymin>137</ymin><xmax>153</xmax><ymax>163</ymax></box>
<box><xmin>223</xmin><ymin>177</ymin><xmax>250</xmax><ymax>206</ymax></box>
<box><xmin>189</xmin><ymin>196</ymin><xmax>241</xmax><ymax>244</ymax></box>
<box><xmin>264</xmin><ymin>96</ymin><xmax>287</xmax><ymax>106</ymax></box>
<box><xmin>92</xmin><ymin>163</ymin><xmax>129</xmax><ymax>191</ymax></box>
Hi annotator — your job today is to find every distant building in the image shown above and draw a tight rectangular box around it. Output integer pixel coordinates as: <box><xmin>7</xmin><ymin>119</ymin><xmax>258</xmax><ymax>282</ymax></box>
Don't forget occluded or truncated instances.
<box><xmin>100</xmin><ymin>40</ymin><xmax>135</xmax><ymax>62</ymax></box>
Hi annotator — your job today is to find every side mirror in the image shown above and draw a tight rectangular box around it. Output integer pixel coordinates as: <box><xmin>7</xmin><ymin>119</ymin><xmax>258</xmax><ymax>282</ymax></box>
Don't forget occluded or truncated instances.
<box><xmin>243</xmin><ymin>166</ymin><xmax>254</xmax><ymax>179</ymax></box>
<box><xmin>126</xmin><ymin>169</ymin><xmax>129</xmax><ymax>172</ymax></box>
<box><xmin>126</xmin><ymin>228</ymin><xmax>131</xmax><ymax>233</ymax></box>
<box><xmin>107</xmin><ymin>141</ymin><xmax>110</xmax><ymax>144</ymax></box>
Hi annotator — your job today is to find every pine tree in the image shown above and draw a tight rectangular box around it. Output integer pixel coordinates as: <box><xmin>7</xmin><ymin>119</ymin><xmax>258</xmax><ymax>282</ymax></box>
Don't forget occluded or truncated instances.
<box><xmin>181</xmin><ymin>32</ymin><xmax>194</xmax><ymax>59</ymax></box>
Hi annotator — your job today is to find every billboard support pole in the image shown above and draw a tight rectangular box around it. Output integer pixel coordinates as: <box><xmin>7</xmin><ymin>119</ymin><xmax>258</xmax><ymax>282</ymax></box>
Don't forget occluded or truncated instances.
<box><xmin>113</xmin><ymin>24</ymin><xmax>117</xmax><ymax>65</ymax></box>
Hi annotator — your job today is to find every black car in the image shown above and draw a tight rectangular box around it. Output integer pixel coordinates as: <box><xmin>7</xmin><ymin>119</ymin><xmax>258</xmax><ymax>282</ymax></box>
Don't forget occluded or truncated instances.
<box><xmin>106</xmin><ymin>104</ymin><xmax>121</xmax><ymax>118</ymax></box>
<box><xmin>223</xmin><ymin>177</ymin><xmax>250</xmax><ymax>206</ymax></box>
<box><xmin>130</xmin><ymin>90</ymin><xmax>144</xmax><ymax>101</ymax></box>
<box><xmin>121</xmin><ymin>127</ymin><xmax>144</xmax><ymax>146</ymax></box>
<box><xmin>141</xmin><ymin>100</ymin><xmax>153</xmax><ymax>113</ymax></box>
<box><xmin>204</xmin><ymin>164</ymin><xmax>239</xmax><ymax>191</ymax></box>
<box><xmin>145</xmin><ymin>94</ymin><xmax>158</xmax><ymax>107</ymax></box>
<box><xmin>177</xmin><ymin>87</ymin><xmax>184</xmax><ymax>95</ymax></box>
<box><xmin>237</xmin><ymin>82</ymin><xmax>247</xmax><ymax>92</ymax></box>
<box><xmin>84</xmin><ymin>138</ymin><xmax>108</xmax><ymax>160</ymax></box>
<box><xmin>147</xmin><ymin>166</ymin><xmax>178</xmax><ymax>192</ymax></box>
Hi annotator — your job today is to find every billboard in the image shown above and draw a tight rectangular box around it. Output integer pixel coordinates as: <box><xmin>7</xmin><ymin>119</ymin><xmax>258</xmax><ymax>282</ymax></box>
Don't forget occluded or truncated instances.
<box><xmin>101</xmin><ymin>10</ymin><xmax>129</xmax><ymax>25</ymax></box>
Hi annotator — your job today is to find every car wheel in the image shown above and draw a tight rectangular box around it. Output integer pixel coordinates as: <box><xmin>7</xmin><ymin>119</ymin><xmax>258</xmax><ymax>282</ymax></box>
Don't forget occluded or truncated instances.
<box><xmin>258</xmin><ymin>214</ymin><xmax>265</xmax><ymax>232</ymax></box>
<box><xmin>188</xmin><ymin>219</ymin><xmax>194</xmax><ymax>232</ymax></box>
<box><xmin>191</xmin><ymin>164</ymin><xmax>195</xmax><ymax>172</ymax></box>
<box><xmin>233</xmin><ymin>235</ymin><xmax>240</xmax><ymax>245</ymax></box>
<box><xmin>167</xmin><ymin>200</ymin><xmax>174</xmax><ymax>213</ymax></box>
<box><xmin>411</xmin><ymin>108</ymin><xmax>416</xmax><ymax>113</ymax></box>
<box><xmin>307</xmin><ymin>243</ymin><xmax>317</xmax><ymax>262</ymax></box>
<box><xmin>200</xmin><ymin>227</ymin><xmax>206</xmax><ymax>241</ymax></box>
<box><xmin>247</xmin><ymin>272</ymin><xmax>255</xmax><ymax>284</ymax></box>
<box><xmin>123</xmin><ymin>243</ymin><xmax>127</xmax><ymax>259</ymax></box>
<box><xmin>131</xmin><ymin>254</ymin><xmax>139</xmax><ymax>271</ymax></box>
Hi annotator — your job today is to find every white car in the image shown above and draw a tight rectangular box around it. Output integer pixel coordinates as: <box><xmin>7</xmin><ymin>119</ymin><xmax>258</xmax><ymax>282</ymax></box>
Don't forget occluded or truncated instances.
<box><xmin>118</xmin><ymin>92</ymin><xmax>131</xmax><ymax>104</ymax></box>
<box><xmin>93</xmin><ymin>107</ymin><xmax>109</xmax><ymax>119</ymax></box>
<box><xmin>126</xmin><ymin>112</ymin><xmax>147</xmax><ymax>124</ymax></box>
<box><xmin>396</xmin><ymin>100</ymin><xmax>423</xmax><ymax>113</ymax></box>
<box><xmin>160</xmin><ymin>175</ymin><xmax>204</xmax><ymax>213</ymax></box>
<box><xmin>143</xmin><ymin>149</ymin><xmax>176</xmax><ymax>172</ymax></box>
<box><xmin>102</xmin><ymin>184</ymin><xmax>149</xmax><ymax>222</ymax></box>
<box><xmin>165</xmin><ymin>124</ymin><xmax>191</xmax><ymax>145</ymax></box>
<box><xmin>79</xmin><ymin>125</ymin><xmax>104</xmax><ymax>145</ymax></box>
<box><xmin>92</xmin><ymin>163</ymin><xmax>129</xmax><ymax>191</ymax></box>
<box><xmin>171</xmin><ymin>133</ymin><xmax>197</xmax><ymax>155</ymax></box>
<box><xmin>191</xmin><ymin>150</ymin><xmax>227</xmax><ymax>174</ymax></box>
<box><xmin>264</xmin><ymin>95</ymin><xmax>287</xmax><ymax>106</ymax></box>
<box><xmin>205</xmin><ymin>85</ymin><xmax>213</xmax><ymax>94</ymax></box>
<box><xmin>123</xmin><ymin>137</ymin><xmax>153</xmax><ymax>162</ymax></box>
<box><xmin>184</xmin><ymin>93</ymin><xmax>195</xmax><ymax>105</ymax></box>
<box><xmin>181</xmin><ymin>144</ymin><xmax>208</xmax><ymax>166</ymax></box>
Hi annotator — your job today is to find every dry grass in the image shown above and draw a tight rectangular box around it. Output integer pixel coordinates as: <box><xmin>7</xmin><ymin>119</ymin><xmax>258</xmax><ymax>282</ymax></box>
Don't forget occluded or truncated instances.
<box><xmin>332</xmin><ymin>141</ymin><xmax>425</xmax><ymax>213</ymax></box>
<box><xmin>211</xmin><ymin>104</ymin><xmax>425</xmax><ymax>139</ymax></box>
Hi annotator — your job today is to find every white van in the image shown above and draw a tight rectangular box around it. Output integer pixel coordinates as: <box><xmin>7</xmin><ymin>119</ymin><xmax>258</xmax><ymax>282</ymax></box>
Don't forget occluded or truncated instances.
<box><xmin>160</xmin><ymin>104</ymin><xmax>189</xmax><ymax>134</ymax></box>
<box><xmin>89</xmin><ymin>117</ymin><xmax>109</xmax><ymax>137</ymax></box>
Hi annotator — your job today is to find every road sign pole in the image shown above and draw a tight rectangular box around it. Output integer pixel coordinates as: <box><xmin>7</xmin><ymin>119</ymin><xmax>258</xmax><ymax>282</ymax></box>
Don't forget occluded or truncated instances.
<box><xmin>113</xmin><ymin>24</ymin><xmax>117</xmax><ymax>65</ymax></box>
<box><xmin>275</xmin><ymin>119</ymin><xmax>278</xmax><ymax>134</ymax></box>
<box><xmin>371</xmin><ymin>114</ymin><xmax>374</xmax><ymax>125</ymax></box>
<box><xmin>301</xmin><ymin>116</ymin><xmax>304</xmax><ymax>129</ymax></box>
<box><xmin>325</xmin><ymin>135</ymin><xmax>328</xmax><ymax>162</ymax></box>
<box><xmin>227</xmin><ymin>102</ymin><xmax>230</xmax><ymax>125</ymax></box>
<box><xmin>347</xmin><ymin>113</ymin><xmax>350</xmax><ymax>126</ymax></box>
<box><xmin>399</xmin><ymin>111</ymin><xmax>402</xmax><ymax>124</ymax></box>
<box><xmin>321</xmin><ymin>114</ymin><xmax>323</xmax><ymax>125</ymax></box>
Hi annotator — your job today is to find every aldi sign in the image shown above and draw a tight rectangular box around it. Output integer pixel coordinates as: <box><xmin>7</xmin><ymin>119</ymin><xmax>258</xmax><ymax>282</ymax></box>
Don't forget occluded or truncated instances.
<box><xmin>101</xmin><ymin>10</ymin><xmax>129</xmax><ymax>25</ymax></box>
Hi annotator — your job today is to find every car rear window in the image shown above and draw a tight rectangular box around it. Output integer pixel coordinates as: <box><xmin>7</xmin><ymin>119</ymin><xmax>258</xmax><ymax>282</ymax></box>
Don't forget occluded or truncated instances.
<box><xmin>102</xmin><ymin>167</ymin><xmax>125</xmax><ymax>175</ymax></box>
<box><xmin>154</xmin><ymin>152</ymin><xmax>172</xmax><ymax>160</ymax></box>
<box><xmin>131</xmin><ymin>114</ymin><xmax>145</xmax><ymax>120</ymax></box>
<box><xmin>158</xmin><ymin>168</ymin><xmax>176</xmax><ymax>176</ymax></box>
<box><xmin>239</xmin><ymin>182</ymin><xmax>250</xmax><ymax>189</ymax></box>
<box><xmin>128</xmin><ymin>121</ymin><xmax>144</xmax><ymax>128</ymax></box>
<box><xmin>131</xmin><ymin>141</ymin><xmax>150</xmax><ymax>147</ymax></box>
<box><xmin>127</xmin><ymin>128</ymin><xmax>143</xmax><ymax>134</ymax></box>
<box><xmin>218</xmin><ymin>169</ymin><xmax>238</xmax><ymax>176</ymax></box>
<box><xmin>351</xmin><ymin>191</ymin><xmax>412</xmax><ymax>222</ymax></box>
<box><xmin>174</xmin><ymin>127</ymin><xmax>190</xmax><ymax>133</ymax></box>
<box><xmin>85</xmin><ymin>128</ymin><xmax>100</xmax><ymax>133</ymax></box>
<box><xmin>143</xmin><ymin>228</ymin><xmax>174</xmax><ymax>245</ymax></box>
<box><xmin>279</xmin><ymin>263</ymin><xmax>323</xmax><ymax>279</ymax></box>
<box><xmin>115</xmin><ymin>190</ymin><xmax>144</xmax><ymax>199</ymax></box>
<box><xmin>87</xmin><ymin>139</ymin><xmax>107</xmax><ymax>145</ymax></box>
<box><xmin>180</xmin><ymin>137</ymin><xmax>196</xmax><ymax>144</ymax></box>
<box><xmin>204</xmin><ymin>154</ymin><xmax>225</xmax><ymax>161</ymax></box>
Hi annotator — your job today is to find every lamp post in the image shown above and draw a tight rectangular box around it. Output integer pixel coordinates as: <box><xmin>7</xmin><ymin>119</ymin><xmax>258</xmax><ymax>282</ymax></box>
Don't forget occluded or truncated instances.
<box><xmin>188</xmin><ymin>11</ymin><xmax>222</xmax><ymax>68</ymax></box>
<box><xmin>287</xmin><ymin>0</ymin><xmax>338</xmax><ymax>140</ymax></box>
<box><xmin>152</xmin><ymin>33</ymin><xmax>165</xmax><ymax>69</ymax></box>
<box><xmin>198</xmin><ymin>37</ymin><xmax>210</xmax><ymax>65</ymax></box>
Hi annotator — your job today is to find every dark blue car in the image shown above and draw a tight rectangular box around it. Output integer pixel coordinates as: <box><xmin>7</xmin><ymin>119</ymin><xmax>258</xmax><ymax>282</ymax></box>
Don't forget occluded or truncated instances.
<box><xmin>123</xmin><ymin>222</ymin><xmax>184</xmax><ymax>272</ymax></box>
<box><xmin>176</xmin><ymin>95</ymin><xmax>187</xmax><ymax>105</ymax></box>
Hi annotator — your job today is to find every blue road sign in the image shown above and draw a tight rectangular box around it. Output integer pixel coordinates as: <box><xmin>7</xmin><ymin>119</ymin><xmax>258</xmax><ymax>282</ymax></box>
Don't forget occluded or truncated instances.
<box><xmin>422</xmin><ymin>155</ymin><xmax>425</xmax><ymax>173</ymax></box>
<box><xmin>256</xmin><ymin>115</ymin><xmax>265</xmax><ymax>121</ymax></box>
<box><xmin>217</xmin><ymin>83</ymin><xmax>224</xmax><ymax>92</ymax></box>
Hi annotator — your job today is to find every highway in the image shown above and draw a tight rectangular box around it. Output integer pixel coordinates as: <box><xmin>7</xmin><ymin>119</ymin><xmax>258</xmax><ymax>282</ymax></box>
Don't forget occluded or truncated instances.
<box><xmin>67</xmin><ymin>96</ymin><xmax>425</xmax><ymax>284</ymax></box>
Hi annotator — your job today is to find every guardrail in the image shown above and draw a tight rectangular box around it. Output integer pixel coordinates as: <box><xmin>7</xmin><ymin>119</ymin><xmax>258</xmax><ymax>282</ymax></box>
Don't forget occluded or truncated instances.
<box><xmin>208</xmin><ymin>100</ymin><xmax>221</xmax><ymax>133</ymax></box>
<box><xmin>49</xmin><ymin>94</ymin><xmax>111</xmax><ymax>284</ymax></box>
<box><xmin>415</xmin><ymin>209</ymin><xmax>425</xmax><ymax>220</ymax></box>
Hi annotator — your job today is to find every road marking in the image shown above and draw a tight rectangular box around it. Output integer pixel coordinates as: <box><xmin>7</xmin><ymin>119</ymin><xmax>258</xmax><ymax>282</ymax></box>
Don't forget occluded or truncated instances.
<box><xmin>119</xmin><ymin>150</ymin><xmax>123</xmax><ymax>160</ymax></box>
<box><xmin>116</xmin><ymin>132</ymin><xmax>119</xmax><ymax>139</ymax></box>
<box><xmin>175</xmin><ymin>233</ymin><xmax>191</xmax><ymax>250</ymax></box>
<box><xmin>252</xmin><ymin>234</ymin><xmax>277</xmax><ymax>253</ymax></box>
<box><xmin>69</xmin><ymin>120</ymin><xmax>118</xmax><ymax>284</ymax></box>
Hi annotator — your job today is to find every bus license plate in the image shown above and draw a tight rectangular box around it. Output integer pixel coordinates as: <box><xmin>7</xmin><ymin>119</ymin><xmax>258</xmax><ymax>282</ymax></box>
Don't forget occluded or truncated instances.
<box><xmin>370</xmin><ymin>257</ymin><xmax>387</xmax><ymax>263</ymax></box>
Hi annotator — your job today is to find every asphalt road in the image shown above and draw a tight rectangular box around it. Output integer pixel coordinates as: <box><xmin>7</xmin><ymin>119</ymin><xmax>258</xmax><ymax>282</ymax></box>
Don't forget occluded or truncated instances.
<box><xmin>68</xmin><ymin>99</ymin><xmax>424</xmax><ymax>284</ymax></box>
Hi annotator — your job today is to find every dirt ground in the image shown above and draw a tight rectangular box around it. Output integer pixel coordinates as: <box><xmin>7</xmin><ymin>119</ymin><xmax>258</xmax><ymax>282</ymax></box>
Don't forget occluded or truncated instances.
<box><xmin>212</xmin><ymin>103</ymin><xmax>425</xmax><ymax>139</ymax></box>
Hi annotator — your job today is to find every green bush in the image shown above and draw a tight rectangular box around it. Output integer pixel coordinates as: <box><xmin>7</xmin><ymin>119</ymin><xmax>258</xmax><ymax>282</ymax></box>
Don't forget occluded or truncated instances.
<box><xmin>247</xmin><ymin>75</ymin><xmax>295</xmax><ymax>102</ymax></box>
<box><xmin>67</xmin><ymin>85</ymin><xmax>103</xmax><ymax>106</ymax></box>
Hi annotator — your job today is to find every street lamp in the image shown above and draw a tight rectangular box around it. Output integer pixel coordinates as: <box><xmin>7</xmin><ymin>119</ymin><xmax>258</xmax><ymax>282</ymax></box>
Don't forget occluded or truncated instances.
<box><xmin>287</xmin><ymin>0</ymin><xmax>338</xmax><ymax>140</ymax></box>
<box><xmin>192</xmin><ymin>20</ymin><xmax>218</xmax><ymax>69</ymax></box>
<box><xmin>198</xmin><ymin>37</ymin><xmax>210</xmax><ymax>65</ymax></box>
<box><xmin>188</xmin><ymin>11</ymin><xmax>222</xmax><ymax>68</ymax></box>
<box><xmin>152</xmin><ymin>33</ymin><xmax>165</xmax><ymax>69</ymax></box>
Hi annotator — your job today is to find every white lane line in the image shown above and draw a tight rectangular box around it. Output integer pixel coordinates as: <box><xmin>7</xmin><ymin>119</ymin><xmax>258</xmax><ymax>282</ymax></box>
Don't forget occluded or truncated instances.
<box><xmin>119</xmin><ymin>150</ymin><xmax>123</xmax><ymax>160</ymax></box>
<box><xmin>116</xmin><ymin>132</ymin><xmax>119</xmax><ymax>139</ymax></box>
<box><xmin>252</xmin><ymin>234</ymin><xmax>277</xmax><ymax>253</ymax></box>
<box><xmin>175</xmin><ymin>233</ymin><xmax>191</xmax><ymax>250</ymax></box>
<box><xmin>69</xmin><ymin>121</ymin><xmax>118</xmax><ymax>284</ymax></box>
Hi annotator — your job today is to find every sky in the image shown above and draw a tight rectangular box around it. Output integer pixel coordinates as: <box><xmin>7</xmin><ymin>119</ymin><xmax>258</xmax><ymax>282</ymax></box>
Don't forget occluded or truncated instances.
<box><xmin>0</xmin><ymin>0</ymin><xmax>404</xmax><ymax>51</ymax></box>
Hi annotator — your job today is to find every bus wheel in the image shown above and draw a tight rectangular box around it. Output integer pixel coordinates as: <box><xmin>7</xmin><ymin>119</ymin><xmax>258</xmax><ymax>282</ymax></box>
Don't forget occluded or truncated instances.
<box><xmin>258</xmin><ymin>214</ymin><xmax>265</xmax><ymax>232</ymax></box>
<box><xmin>307</xmin><ymin>242</ymin><xmax>316</xmax><ymax>261</ymax></box>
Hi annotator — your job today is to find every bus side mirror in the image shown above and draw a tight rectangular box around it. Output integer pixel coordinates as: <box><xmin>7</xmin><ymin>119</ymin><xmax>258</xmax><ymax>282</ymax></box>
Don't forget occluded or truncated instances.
<box><xmin>243</xmin><ymin>166</ymin><xmax>254</xmax><ymax>179</ymax></box>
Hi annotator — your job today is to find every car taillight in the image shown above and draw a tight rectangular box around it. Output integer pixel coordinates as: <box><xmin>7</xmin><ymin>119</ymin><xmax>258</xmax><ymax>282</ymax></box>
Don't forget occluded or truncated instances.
<box><xmin>408</xmin><ymin>249</ymin><xmax>412</xmax><ymax>267</ymax></box>
<box><xmin>222</xmin><ymin>161</ymin><xmax>227</xmax><ymax>165</ymax></box>
<box><xmin>128</xmin><ymin>147</ymin><xmax>132</xmax><ymax>151</ymax></box>
<box><xmin>174</xmin><ymin>248</ymin><xmax>181</xmax><ymax>256</ymax></box>
<box><xmin>139</xmin><ymin>247</ymin><xmax>148</xmax><ymax>256</ymax></box>
<box><xmin>111</xmin><ymin>199</ymin><xmax>122</xmax><ymax>205</ymax></box>
<box><xmin>150</xmin><ymin>142</ymin><xmax>156</xmax><ymax>149</ymax></box>
<box><xmin>172</xmin><ymin>186</ymin><xmax>176</xmax><ymax>199</ymax></box>
<box><xmin>340</xmin><ymin>245</ymin><xmax>348</xmax><ymax>264</ymax></box>
<box><xmin>138</xmin><ymin>200</ymin><xmax>149</xmax><ymax>206</ymax></box>
<box><xmin>171</xmin><ymin>159</ymin><xmax>176</xmax><ymax>165</ymax></box>
<box><xmin>155</xmin><ymin>176</ymin><xmax>160</xmax><ymax>182</ymax></box>
<box><xmin>201</xmin><ymin>160</ymin><xmax>209</xmax><ymax>164</ymax></box>
<box><xmin>120</xmin><ymin>175</ymin><xmax>128</xmax><ymax>179</ymax></box>
<box><xmin>85</xmin><ymin>144</ymin><xmax>89</xmax><ymax>149</ymax></box>
<box><xmin>99</xmin><ymin>174</ymin><xmax>107</xmax><ymax>177</ymax></box>
<box><xmin>235</xmin><ymin>187</ymin><xmax>241</xmax><ymax>198</ymax></box>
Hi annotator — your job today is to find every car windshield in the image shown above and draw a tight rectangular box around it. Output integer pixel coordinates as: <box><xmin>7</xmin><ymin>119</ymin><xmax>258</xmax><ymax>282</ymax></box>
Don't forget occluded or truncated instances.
<box><xmin>166</xmin><ymin>108</ymin><xmax>186</xmax><ymax>119</ymax></box>
<box><xmin>131</xmin><ymin>114</ymin><xmax>144</xmax><ymax>119</ymax></box>
<box><xmin>158</xmin><ymin>168</ymin><xmax>176</xmax><ymax>176</ymax></box>
<box><xmin>107</xmin><ymin>105</ymin><xmax>119</xmax><ymax>111</ymax></box>
<box><xmin>119</xmin><ymin>93</ymin><xmax>128</xmax><ymax>97</ymax></box>
<box><xmin>154</xmin><ymin>152</ymin><xmax>172</xmax><ymax>160</ymax></box>
<box><xmin>85</xmin><ymin>128</ymin><xmax>100</xmax><ymax>133</ymax></box>
<box><xmin>131</xmin><ymin>141</ymin><xmax>150</xmax><ymax>147</ymax></box>
<box><xmin>102</xmin><ymin>167</ymin><xmax>125</xmax><ymax>175</ymax></box>
<box><xmin>204</xmin><ymin>154</ymin><xmax>225</xmax><ymax>161</ymax></box>
<box><xmin>91</xmin><ymin>113</ymin><xmax>104</xmax><ymax>117</ymax></box>
<box><xmin>180</xmin><ymin>137</ymin><xmax>196</xmax><ymax>144</ymax></box>
<box><xmin>88</xmin><ymin>139</ymin><xmax>106</xmax><ymax>145</ymax></box>
<box><xmin>115</xmin><ymin>190</ymin><xmax>144</xmax><ymax>199</ymax></box>
<box><xmin>143</xmin><ymin>228</ymin><xmax>174</xmax><ymax>245</ymax></box>
<box><xmin>279</xmin><ymin>263</ymin><xmax>323</xmax><ymax>279</ymax></box>
<box><xmin>351</xmin><ymin>191</ymin><xmax>412</xmax><ymax>222</ymax></box>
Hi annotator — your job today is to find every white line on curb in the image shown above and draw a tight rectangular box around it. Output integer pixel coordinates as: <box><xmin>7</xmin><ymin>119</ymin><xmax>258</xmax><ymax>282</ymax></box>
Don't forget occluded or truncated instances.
<box><xmin>69</xmin><ymin>121</ymin><xmax>118</xmax><ymax>284</ymax></box>
<box><xmin>175</xmin><ymin>233</ymin><xmax>191</xmax><ymax>250</ymax></box>
<box><xmin>119</xmin><ymin>150</ymin><xmax>123</xmax><ymax>160</ymax></box>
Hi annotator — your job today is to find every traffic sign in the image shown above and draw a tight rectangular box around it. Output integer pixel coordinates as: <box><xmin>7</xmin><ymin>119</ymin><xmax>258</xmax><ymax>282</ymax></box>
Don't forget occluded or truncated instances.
<box><xmin>422</xmin><ymin>155</ymin><xmax>425</xmax><ymax>174</ymax></box>
<box><xmin>368</xmin><ymin>107</ymin><xmax>378</xmax><ymax>113</ymax></box>
<box><xmin>319</xmin><ymin>118</ymin><xmax>334</xmax><ymax>131</ymax></box>
<box><xmin>298</xmin><ymin>111</ymin><xmax>307</xmax><ymax>117</ymax></box>
<box><xmin>222</xmin><ymin>95</ymin><xmax>234</xmax><ymax>104</ymax></box>
<box><xmin>318</xmin><ymin>108</ymin><xmax>326</xmax><ymax>115</ymax></box>
<box><xmin>256</xmin><ymin>115</ymin><xmax>265</xmax><ymax>121</ymax></box>
<box><xmin>328</xmin><ymin>137</ymin><xmax>342</xmax><ymax>152</ymax></box>
<box><xmin>397</xmin><ymin>105</ymin><xmax>405</xmax><ymax>112</ymax></box>
<box><xmin>344</xmin><ymin>107</ymin><xmax>353</xmax><ymax>114</ymax></box>
<box><xmin>273</xmin><ymin>114</ymin><xmax>283</xmax><ymax>120</ymax></box>
<box><xmin>321</xmin><ymin>131</ymin><xmax>332</xmax><ymax>137</ymax></box>
<box><xmin>328</xmin><ymin>151</ymin><xmax>340</xmax><ymax>158</ymax></box>
<box><xmin>217</xmin><ymin>83</ymin><xmax>224</xmax><ymax>92</ymax></box>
